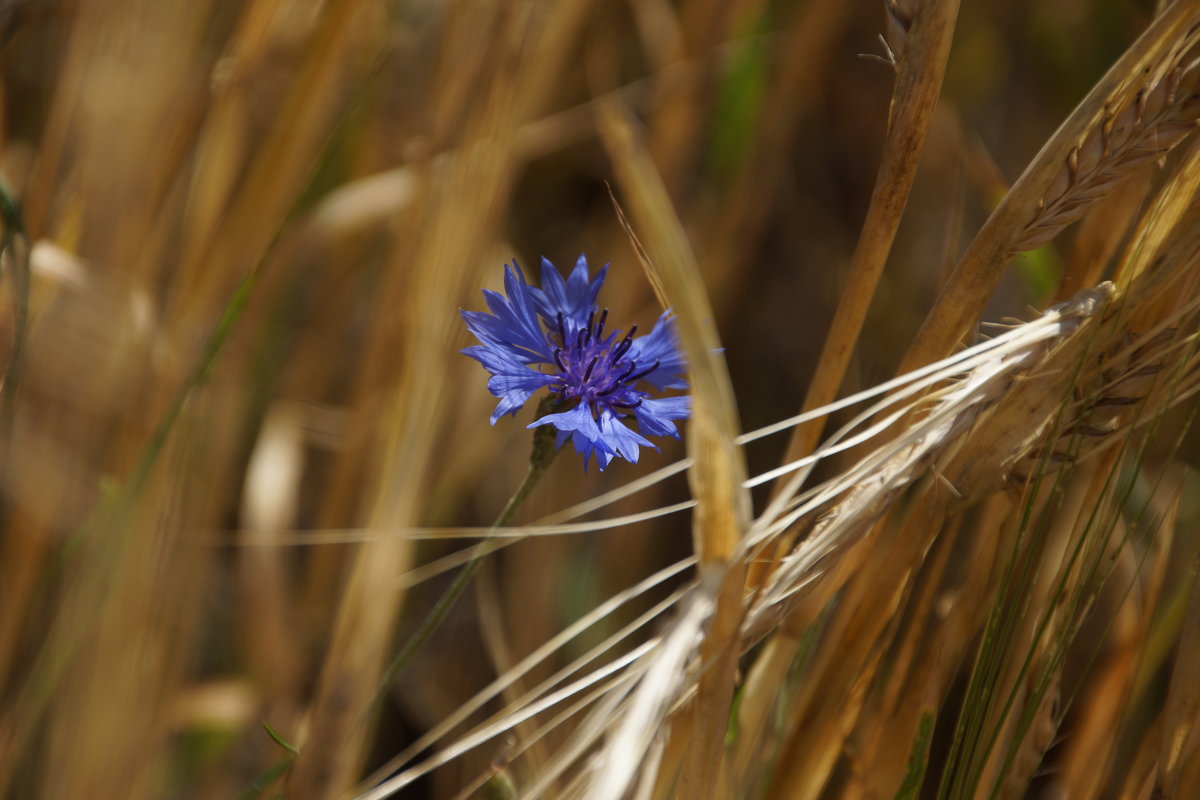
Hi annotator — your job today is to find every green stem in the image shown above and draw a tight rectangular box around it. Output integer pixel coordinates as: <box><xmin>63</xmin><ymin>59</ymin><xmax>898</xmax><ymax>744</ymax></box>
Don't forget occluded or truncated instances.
<box><xmin>370</xmin><ymin>397</ymin><xmax>563</xmax><ymax>706</ymax></box>
<box><xmin>260</xmin><ymin>415</ymin><xmax>561</xmax><ymax>797</ymax></box>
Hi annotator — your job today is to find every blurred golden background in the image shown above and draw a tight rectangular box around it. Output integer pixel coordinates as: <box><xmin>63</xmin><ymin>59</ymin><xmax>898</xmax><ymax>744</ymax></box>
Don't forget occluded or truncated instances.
<box><xmin>0</xmin><ymin>1</ymin><xmax>1197</xmax><ymax>798</ymax></box>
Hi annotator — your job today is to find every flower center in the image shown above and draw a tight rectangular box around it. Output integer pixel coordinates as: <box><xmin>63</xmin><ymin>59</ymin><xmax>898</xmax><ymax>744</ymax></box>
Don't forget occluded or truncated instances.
<box><xmin>548</xmin><ymin>310</ymin><xmax>659</xmax><ymax>415</ymax></box>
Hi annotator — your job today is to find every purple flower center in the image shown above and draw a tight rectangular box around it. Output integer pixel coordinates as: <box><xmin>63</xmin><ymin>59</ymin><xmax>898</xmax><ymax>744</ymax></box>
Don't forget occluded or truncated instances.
<box><xmin>547</xmin><ymin>310</ymin><xmax>659</xmax><ymax>417</ymax></box>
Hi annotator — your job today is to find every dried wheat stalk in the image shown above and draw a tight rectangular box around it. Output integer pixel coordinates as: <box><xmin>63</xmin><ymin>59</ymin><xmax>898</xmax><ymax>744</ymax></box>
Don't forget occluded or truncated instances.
<box><xmin>899</xmin><ymin>5</ymin><xmax>1200</xmax><ymax>376</ymax></box>
<box><xmin>745</xmin><ymin>283</ymin><xmax>1117</xmax><ymax>634</ymax></box>
<box><xmin>1018</xmin><ymin>35</ymin><xmax>1200</xmax><ymax>252</ymax></box>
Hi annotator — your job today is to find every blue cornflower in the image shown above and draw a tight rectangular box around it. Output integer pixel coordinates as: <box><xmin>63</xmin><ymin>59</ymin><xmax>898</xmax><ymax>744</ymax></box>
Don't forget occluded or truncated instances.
<box><xmin>462</xmin><ymin>255</ymin><xmax>690</xmax><ymax>470</ymax></box>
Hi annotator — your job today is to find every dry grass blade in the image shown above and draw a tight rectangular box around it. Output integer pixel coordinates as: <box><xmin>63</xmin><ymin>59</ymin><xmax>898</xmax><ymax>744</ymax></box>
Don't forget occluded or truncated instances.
<box><xmin>770</xmin><ymin>0</ymin><xmax>960</xmax><ymax>506</ymax></box>
<box><xmin>582</xmin><ymin>589</ymin><xmax>714</xmax><ymax>800</ymax></box>
<box><xmin>1057</xmin><ymin>172</ymin><xmax>1150</xmax><ymax>301</ymax></box>
<box><xmin>353</xmin><ymin>559</ymin><xmax>695</xmax><ymax>797</ymax></box>
<box><xmin>599</xmin><ymin>102</ymin><xmax>749</xmax><ymax>565</ymax></box>
<box><xmin>1118</xmin><ymin>135</ymin><xmax>1200</xmax><ymax>290</ymax></box>
<box><xmin>1157</xmin><ymin>548</ymin><xmax>1200</xmax><ymax>797</ymax></box>
<box><xmin>738</xmin><ymin>8</ymin><xmax>961</xmax><ymax>752</ymax></box>
<box><xmin>1018</xmin><ymin>34</ymin><xmax>1200</xmax><ymax>252</ymax></box>
<box><xmin>598</xmin><ymin>98</ymin><xmax>748</xmax><ymax>800</ymax></box>
<box><xmin>747</xmin><ymin>284</ymin><xmax>1116</xmax><ymax>632</ymax></box>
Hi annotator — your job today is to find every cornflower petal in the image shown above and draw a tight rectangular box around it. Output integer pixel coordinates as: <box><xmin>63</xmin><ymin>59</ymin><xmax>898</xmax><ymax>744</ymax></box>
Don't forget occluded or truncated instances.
<box><xmin>462</xmin><ymin>345</ymin><xmax>556</xmax><ymax>423</ymax></box>
<box><xmin>632</xmin><ymin>396</ymin><xmax>691</xmax><ymax>438</ymax></box>
<box><xmin>597</xmin><ymin>410</ymin><xmax>655</xmax><ymax>462</ymax></box>
<box><xmin>625</xmin><ymin>312</ymin><xmax>688</xmax><ymax>390</ymax></box>
<box><xmin>532</xmin><ymin>254</ymin><xmax>608</xmax><ymax>328</ymax></box>
<box><xmin>528</xmin><ymin>404</ymin><xmax>615</xmax><ymax>471</ymax></box>
<box><xmin>460</xmin><ymin>343</ymin><xmax>520</xmax><ymax>375</ymax></box>
<box><xmin>461</xmin><ymin>263</ymin><xmax>554</xmax><ymax>365</ymax></box>
<box><xmin>486</xmin><ymin>372</ymin><xmax>557</xmax><ymax>424</ymax></box>
<box><xmin>557</xmin><ymin>427</ymin><xmax>616</xmax><ymax>472</ymax></box>
<box><xmin>496</xmin><ymin>264</ymin><xmax>556</xmax><ymax>360</ymax></box>
<box><xmin>565</xmin><ymin>254</ymin><xmax>607</xmax><ymax>316</ymax></box>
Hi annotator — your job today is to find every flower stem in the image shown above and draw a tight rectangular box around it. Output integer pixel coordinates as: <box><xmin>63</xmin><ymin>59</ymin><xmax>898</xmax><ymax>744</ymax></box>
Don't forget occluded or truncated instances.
<box><xmin>370</xmin><ymin>397</ymin><xmax>562</xmax><ymax>707</ymax></box>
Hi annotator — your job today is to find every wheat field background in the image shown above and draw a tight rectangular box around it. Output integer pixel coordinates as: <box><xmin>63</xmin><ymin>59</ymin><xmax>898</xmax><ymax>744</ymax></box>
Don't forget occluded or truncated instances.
<box><xmin>0</xmin><ymin>1</ymin><xmax>1198</xmax><ymax>798</ymax></box>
